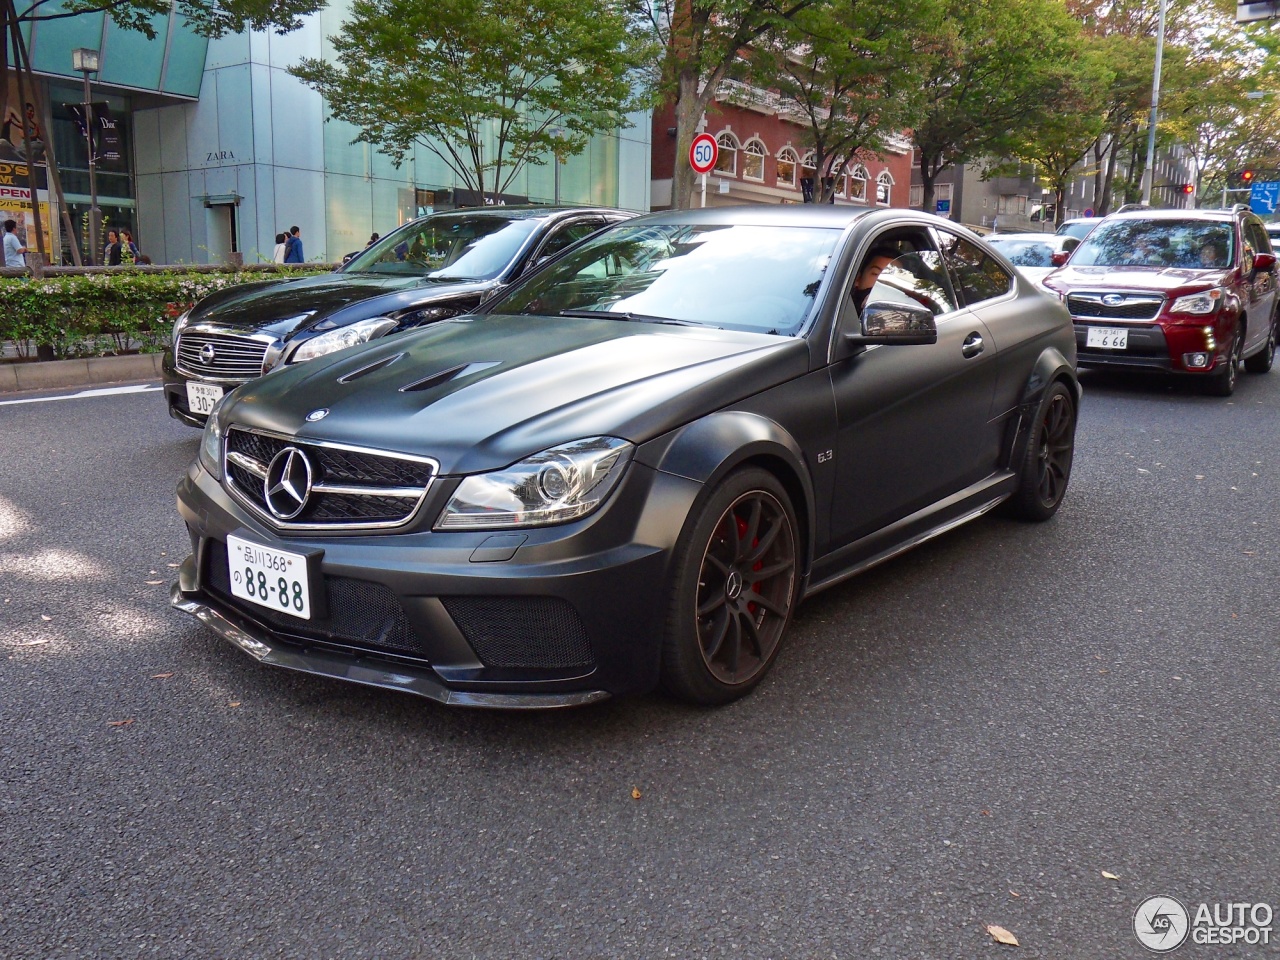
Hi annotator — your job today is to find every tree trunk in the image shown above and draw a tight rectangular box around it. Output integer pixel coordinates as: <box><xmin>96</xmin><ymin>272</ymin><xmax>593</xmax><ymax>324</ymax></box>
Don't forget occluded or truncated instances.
<box><xmin>918</xmin><ymin>151</ymin><xmax>940</xmax><ymax>216</ymax></box>
<box><xmin>671</xmin><ymin>71</ymin><xmax>707</xmax><ymax>210</ymax></box>
<box><xmin>1055</xmin><ymin>184</ymin><xmax>1066</xmax><ymax>226</ymax></box>
<box><xmin>1098</xmin><ymin>139</ymin><xmax>1119</xmax><ymax>217</ymax></box>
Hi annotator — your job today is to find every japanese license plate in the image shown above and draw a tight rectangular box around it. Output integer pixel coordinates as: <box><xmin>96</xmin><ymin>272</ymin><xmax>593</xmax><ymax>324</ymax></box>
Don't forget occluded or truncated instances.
<box><xmin>226</xmin><ymin>534</ymin><xmax>311</xmax><ymax>620</ymax></box>
<box><xmin>186</xmin><ymin>381</ymin><xmax>225</xmax><ymax>415</ymax></box>
<box><xmin>1086</xmin><ymin>326</ymin><xmax>1129</xmax><ymax>350</ymax></box>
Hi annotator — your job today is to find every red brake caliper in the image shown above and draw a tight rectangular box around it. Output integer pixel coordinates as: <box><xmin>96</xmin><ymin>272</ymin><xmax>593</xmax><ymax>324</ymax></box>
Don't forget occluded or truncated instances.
<box><xmin>735</xmin><ymin>515</ymin><xmax>763</xmax><ymax>615</ymax></box>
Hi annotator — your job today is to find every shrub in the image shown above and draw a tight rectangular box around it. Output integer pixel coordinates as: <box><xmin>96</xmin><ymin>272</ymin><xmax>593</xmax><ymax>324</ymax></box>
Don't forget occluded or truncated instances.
<box><xmin>0</xmin><ymin>267</ymin><xmax>333</xmax><ymax>360</ymax></box>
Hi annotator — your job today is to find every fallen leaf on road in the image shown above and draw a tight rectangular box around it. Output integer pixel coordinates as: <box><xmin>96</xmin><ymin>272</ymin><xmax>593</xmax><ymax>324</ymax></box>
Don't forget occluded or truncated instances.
<box><xmin>1102</xmin><ymin>871</ymin><xmax>1120</xmax><ymax>880</ymax></box>
<box><xmin>149</xmin><ymin>570</ymin><xmax>158</xmax><ymax>575</ymax></box>
<box><xmin>987</xmin><ymin>924</ymin><xmax>1019</xmax><ymax>946</ymax></box>
<box><xmin>151</xmin><ymin>673</ymin><xmax>173</xmax><ymax>679</ymax></box>
<box><xmin>229</xmin><ymin>701</ymin><xmax>241</xmax><ymax>708</ymax></box>
<box><xmin>167</xmin><ymin>563</ymin><xmax>180</xmax><ymax>568</ymax></box>
<box><xmin>1244</xmin><ymin>551</ymin><xmax>1256</xmax><ymax>556</ymax></box>
<box><xmin>1195</xmin><ymin>475</ymin><xmax>1205</xmax><ymax>480</ymax></box>
<box><xmin>15</xmin><ymin>639</ymin><xmax>49</xmax><ymax>647</ymax></box>
<box><xmin>107</xmin><ymin>718</ymin><xmax>135</xmax><ymax>727</ymax></box>
<box><xmin>40</xmin><ymin>614</ymin><xmax>52</xmax><ymax>621</ymax></box>
<box><xmin>144</xmin><ymin>580</ymin><xmax>164</xmax><ymax>586</ymax></box>
<box><xmin>981</xmin><ymin>810</ymin><xmax>991</xmax><ymax>816</ymax></box>
<box><xmin>631</xmin><ymin>787</ymin><xmax>641</xmax><ymax>800</ymax></box>
<box><xmin>1010</xmin><ymin>891</ymin><xmax>1020</xmax><ymax>898</ymax></box>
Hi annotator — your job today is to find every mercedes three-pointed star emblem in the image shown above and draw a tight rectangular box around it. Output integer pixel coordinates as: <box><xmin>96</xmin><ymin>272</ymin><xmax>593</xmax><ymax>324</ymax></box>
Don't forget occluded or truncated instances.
<box><xmin>263</xmin><ymin>447</ymin><xmax>313</xmax><ymax>520</ymax></box>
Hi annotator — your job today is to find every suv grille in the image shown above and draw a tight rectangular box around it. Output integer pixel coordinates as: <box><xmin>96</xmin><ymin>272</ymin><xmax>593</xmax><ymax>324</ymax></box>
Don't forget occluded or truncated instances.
<box><xmin>176</xmin><ymin>332</ymin><xmax>269</xmax><ymax>381</ymax></box>
<box><xmin>224</xmin><ymin>426</ymin><xmax>436</xmax><ymax>530</ymax></box>
<box><xmin>1066</xmin><ymin>292</ymin><xmax>1164</xmax><ymax>321</ymax></box>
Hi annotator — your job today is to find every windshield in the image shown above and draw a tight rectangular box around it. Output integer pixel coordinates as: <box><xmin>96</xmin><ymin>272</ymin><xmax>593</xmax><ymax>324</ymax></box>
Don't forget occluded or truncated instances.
<box><xmin>490</xmin><ymin>223</ymin><xmax>840</xmax><ymax>335</ymax></box>
<box><xmin>987</xmin><ymin>239</ymin><xmax>1056</xmax><ymax>267</ymax></box>
<box><xmin>342</xmin><ymin>215</ymin><xmax>541</xmax><ymax>279</ymax></box>
<box><xmin>1071</xmin><ymin>219</ymin><xmax>1235</xmax><ymax>269</ymax></box>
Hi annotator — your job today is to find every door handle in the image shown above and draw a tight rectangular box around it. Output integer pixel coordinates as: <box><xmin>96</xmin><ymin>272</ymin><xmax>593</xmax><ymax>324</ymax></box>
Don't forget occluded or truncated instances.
<box><xmin>962</xmin><ymin>332</ymin><xmax>984</xmax><ymax>358</ymax></box>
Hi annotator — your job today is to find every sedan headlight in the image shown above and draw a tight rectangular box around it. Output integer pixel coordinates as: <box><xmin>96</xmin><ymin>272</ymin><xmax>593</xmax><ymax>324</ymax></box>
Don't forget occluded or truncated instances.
<box><xmin>289</xmin><ymin>317</ymin><xmax>398</xmax><ymax>363</ymax></box>
<box><xmin>435</xmin><ymin>437</ymin><xmax>632</xmax><ymax>530</ymax></box>
<box><xmin>171</xmin><ymin>309</ymin><xmax>192</xmax><ymax>344</ymax></box>
<box><xmin>1170</xmin><ymin>287</ymin><xmax>1223</xmax><ymax>315</ymax></box>
<box><xmin>198</xmin><ymin>395</ymin><xmax>228</xmax><ymax>481</ymax></box>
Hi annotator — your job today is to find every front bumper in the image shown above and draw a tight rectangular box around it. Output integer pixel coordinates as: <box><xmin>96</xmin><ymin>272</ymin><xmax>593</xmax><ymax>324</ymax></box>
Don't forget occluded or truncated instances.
<box><xmin>1073</xmin><ymin>317</ymin><xmax>1233</xmax><ymax>375</ymax></box>
<box><xmin>172</xmin><ymin>458</ymin><xmax>701</xmax><ymax>707</ymax></box>
<box><xmin>162</xmin><ymin>349</ymin><xmax>251</xmax><ymax>428</ymax></box>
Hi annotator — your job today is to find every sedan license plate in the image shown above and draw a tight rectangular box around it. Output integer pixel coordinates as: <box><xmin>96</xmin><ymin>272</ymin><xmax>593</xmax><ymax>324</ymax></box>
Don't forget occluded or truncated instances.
<box><xmin>186</xmin><ymin>381</ymin><xmax>224</xmax><ymax>415</ymax></box>
<box><xmin>1086</xmin><ymin>326</ymin><xmax>1129</xmax><ymax>350</ymax></box>
<box><xmin>226</xmin><ymin>534</ymin><xmax>311</xmax><ymax>620</ymax></box>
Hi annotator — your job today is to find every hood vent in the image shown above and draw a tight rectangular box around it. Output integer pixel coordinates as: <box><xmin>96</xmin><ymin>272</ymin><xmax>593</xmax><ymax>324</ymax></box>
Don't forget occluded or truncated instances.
<box><xmin>400</xmin><ymin>361</ymin><xmax>500</xmax><ymax>393</ymax></box>
<box><xmin>338</xmin><ymin>352</ymin><xmax>404</xmax><ymax>384</ymax></box>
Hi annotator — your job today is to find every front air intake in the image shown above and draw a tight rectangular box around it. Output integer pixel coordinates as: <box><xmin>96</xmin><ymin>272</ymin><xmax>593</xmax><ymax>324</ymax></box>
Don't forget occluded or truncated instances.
<box><xmin>440</xmin><ymin>596</ymin><xmax>595</xmax><ymax>669</ymax></box>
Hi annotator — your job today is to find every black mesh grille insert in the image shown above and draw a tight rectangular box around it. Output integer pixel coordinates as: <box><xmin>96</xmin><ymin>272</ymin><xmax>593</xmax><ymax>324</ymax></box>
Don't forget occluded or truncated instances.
<box><xmin>1066</xmin><ymin>294</ymin><xmax>1163</xmax><ymax>320</ymax></box>
<box><xmin>441</xmin><ymin>596</ymin><xmax>595</xmax><ymax>669</ymax></box>
<box><xmin>205</xmin><ymin>541</ymin><xmax>429</xmax><ymax>659</ymax></box>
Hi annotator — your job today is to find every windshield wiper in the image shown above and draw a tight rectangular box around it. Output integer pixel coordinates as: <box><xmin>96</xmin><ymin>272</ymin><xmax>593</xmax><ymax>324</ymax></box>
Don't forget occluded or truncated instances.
<box><xmin>558</xmin><ymin>308</ymin><xmax>704</xmax><ymax>327</ymax></box>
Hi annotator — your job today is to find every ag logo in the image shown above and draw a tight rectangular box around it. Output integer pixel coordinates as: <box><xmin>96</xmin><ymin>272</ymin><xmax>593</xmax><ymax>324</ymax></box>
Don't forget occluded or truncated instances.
<box><xmin>1134</xmin><ymin>896</ymin><xmax>1190</xmax><ymax>952</ymax></box>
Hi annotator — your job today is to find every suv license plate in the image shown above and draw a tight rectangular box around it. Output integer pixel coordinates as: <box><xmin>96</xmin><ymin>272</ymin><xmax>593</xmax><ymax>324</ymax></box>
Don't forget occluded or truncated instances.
<box><xmin>1086</xmin><ymin>326</ymin><xmax>1129</xmax><ymax>349</ymax></box>
<box><xmin>186</xmin><ymin>381</ymin><xmax>224</xmax><ymax>415</ymax></box>
<box><xmin>227</xmin><ymin>534</ymin><xmax>311</xmax><ymax>620</ymax></box>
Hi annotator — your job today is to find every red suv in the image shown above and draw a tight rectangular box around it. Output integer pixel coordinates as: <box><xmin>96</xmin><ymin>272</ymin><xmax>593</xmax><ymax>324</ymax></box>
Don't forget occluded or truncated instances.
<box><xmin>1043</xmin><ymin>207</ymin><xmax>1278</xmax><ymax>395</ymax></box>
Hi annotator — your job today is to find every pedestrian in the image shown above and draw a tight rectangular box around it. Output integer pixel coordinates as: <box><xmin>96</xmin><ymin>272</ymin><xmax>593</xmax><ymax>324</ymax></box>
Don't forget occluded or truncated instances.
<box><xmin>120</xmin><ymin>229</ymin><xmax>139</xmax><ymax>265</ymax></box>
<box><xmin>106</xmin><ymin>232</ymin><xmax>123</xmax><ymax>266</ymax></box>
<box><xmin>366</xmin><ymin>232</ymin><xmax>379</xmax><ymax>247</ymax></box>
<box><xmin>272</xmin><ymin>232</ymin><xmax>287</xmax><ymax>263</ymax></box>
<box><xmin>284</xmin><ymin>225</ymin><xmax>304</xmax><ymax>263</ymax></box>
<box><xmin>103</xmin><ymin>229</ymin><xmax>118</xmax><ymax>265</ymax></box>
<box><xmin>3</xmin><ymin>219</ymin><xmax>26</xmax><ymax>268</ymax></box>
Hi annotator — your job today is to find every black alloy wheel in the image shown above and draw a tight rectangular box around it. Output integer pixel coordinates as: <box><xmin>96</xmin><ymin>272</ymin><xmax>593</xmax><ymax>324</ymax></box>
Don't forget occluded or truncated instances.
<box><xmin>661</xmin><ymin>468</ymin><xmax>800</xmax><ymax>705</ymax></box>
<box><xmin>1206</xmin><ymin>327</ymin><xmax>1243</xmax><ymax>396</ymax></box>
<box><xmin>1244</xmin><ymin>315</ymin><xmax>1277</xmax><ymax>374</ymax></box>
<box><xmin>1007</xmin><ymin>381</ymin><xmax>1076</xmax><ymax>521</ymax></box>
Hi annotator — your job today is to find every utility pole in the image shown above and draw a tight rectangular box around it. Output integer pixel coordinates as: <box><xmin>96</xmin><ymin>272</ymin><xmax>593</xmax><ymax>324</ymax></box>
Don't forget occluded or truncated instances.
<box><xmin>73</xmin><ymin>48</ymin><xmax>101</xmax><ymax>264</ymax></box>
<box><xmin>1140</xmin><ymin>0</ymin><xmax>1168</xmax><ymax>206</ymax></box>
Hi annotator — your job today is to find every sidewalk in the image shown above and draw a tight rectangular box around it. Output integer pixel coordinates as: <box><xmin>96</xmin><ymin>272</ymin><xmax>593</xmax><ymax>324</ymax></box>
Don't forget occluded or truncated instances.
<box><xmin>0</xmin><ymin>353</ymin><xmax>164</xmax><ymax>394</ymax></box>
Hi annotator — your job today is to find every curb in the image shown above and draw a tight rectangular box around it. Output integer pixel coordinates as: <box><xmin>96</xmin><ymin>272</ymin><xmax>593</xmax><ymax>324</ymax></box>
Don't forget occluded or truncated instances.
<box><xmin>0</xmin><ymin>354</ymin><xmax>164</xmax><ymax>394</ymax></box>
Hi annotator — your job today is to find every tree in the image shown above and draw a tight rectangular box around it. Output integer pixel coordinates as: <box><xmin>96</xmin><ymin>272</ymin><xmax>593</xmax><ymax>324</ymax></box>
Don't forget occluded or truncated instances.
<box><xmin>755</xmin><ymin>0</ymin><xmax>939</xmax><ymax>204</ymax></box>
<box><xmin>11</xmin><ymin>0</ymin><xmax>325</xmax><ymax>37</ymax></box>
<box><xmin>647</xmin><ymin>0</ymin><xmax>815</xmax><ymax>209</ymax></box>
<box><xmin>291</xmin><ymin>0</ymin><xmax>651</xmax><ymax>205</ymax></box>
<box><xmin>911</xmin><ymin>0</ymin><xmax>1082</xmax><ymax>215</ymax></box>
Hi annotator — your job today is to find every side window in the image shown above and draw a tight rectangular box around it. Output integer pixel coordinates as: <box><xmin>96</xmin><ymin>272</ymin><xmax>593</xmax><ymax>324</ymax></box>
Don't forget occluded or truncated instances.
<box><xmin>935</xmin><ymin>230</ymin><xmax>1014</xmax><ymax>306</ymax></box>
<box><xmin>854</xmin><ymin>230</ymin><xmax>960</xmax><ymax>318</ymax></box>
<box><xmin>1247</xmin><ymin>221</ymin><xmax>1270</xmax><ymax>256</ymax></box>
<box><xmin>534</xmin><ymin>219</ymin><xmax>602</xmax><ymax>265</ymax></box>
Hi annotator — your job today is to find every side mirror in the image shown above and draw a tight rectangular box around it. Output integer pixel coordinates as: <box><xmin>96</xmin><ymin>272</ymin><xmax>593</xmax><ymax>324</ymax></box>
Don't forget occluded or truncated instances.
<box><xmin>1051</xmin><ymin>251</ymin><xmax>1069</xmax><ymax>266</ymax></box>
<box><xmin>848</xmin><ymin>300</ymin><xmax>938</xmax><ymax>345</ymax></box>
<box><xmin>1252</xmin><ymin>252</ymin><xmax>1276</xmax><ymax>272</ymax></box>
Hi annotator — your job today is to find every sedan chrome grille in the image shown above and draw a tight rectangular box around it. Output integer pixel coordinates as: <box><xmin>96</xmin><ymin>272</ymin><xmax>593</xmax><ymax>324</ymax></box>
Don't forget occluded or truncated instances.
<box><xmin>1066</xmin><ymin>292</ymin><xmax>1163</xmax><ymax>321</ymax></box>
<box><xmin>176</xmin><ymin>332</ymin><xmax>270</xmax><ymax>382</ymax></box>
<box><xmin>224</xmin><ymin>426</ymin><xmax>437</xmax><ymax>531</ymax></box>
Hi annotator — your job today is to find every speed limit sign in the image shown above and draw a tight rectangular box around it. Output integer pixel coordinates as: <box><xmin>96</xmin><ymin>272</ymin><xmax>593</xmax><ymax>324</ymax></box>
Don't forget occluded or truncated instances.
<box><xmin>689</xmin><ymin>133</ymin><xmax>718</xmax><ymax>174</ymax></box>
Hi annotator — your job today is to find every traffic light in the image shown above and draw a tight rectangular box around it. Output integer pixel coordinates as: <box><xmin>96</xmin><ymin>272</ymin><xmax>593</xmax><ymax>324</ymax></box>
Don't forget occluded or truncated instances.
<box><xmin>1182</xmin><ymin>183</ymin><xmax>1195</xmax><ymax>195</ymax></box>
<box><xmin>1241</xmin><ymin>169</ymin><xmax>1255</xmax><ymax>184</ymax></box>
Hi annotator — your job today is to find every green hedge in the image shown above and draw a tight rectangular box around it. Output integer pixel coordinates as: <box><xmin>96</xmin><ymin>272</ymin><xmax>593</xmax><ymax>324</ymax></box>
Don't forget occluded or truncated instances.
<box><xmin>0</xmin><ymin>268</ymin><xmax>333</xmax><ymax>360</ymax></box>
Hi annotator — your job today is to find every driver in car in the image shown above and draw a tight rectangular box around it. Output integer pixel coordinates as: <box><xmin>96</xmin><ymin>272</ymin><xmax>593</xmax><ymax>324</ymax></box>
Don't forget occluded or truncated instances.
<box><xmin>852</xmin><ymin>245</ymin><xmax>899</xmax><ymax>314</ymax></box>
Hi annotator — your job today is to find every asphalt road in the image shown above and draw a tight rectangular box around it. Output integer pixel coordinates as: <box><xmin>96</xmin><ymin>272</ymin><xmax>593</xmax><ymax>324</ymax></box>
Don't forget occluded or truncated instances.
<box><xmin>1</xmin><ymin>371</ymin><xmax>1277</xmax><ymax>959</ymax></box>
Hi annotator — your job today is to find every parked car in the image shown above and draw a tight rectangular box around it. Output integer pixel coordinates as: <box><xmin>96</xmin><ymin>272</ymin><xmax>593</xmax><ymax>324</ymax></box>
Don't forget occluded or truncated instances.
<box><xmin>1042</xmin><ymin>206</ymin><xmax>1277</xmax><ymax>395</ymax></box>
<box><xmin>172</xmin><ymin>206</ymin><xmax>1079</xmax><ymax>709</ymax></box>
<box><xmin>1266</xmin><ymin>221</ymin><xmax>1280</xmax><ymax>247</ymax></box>
<box><xmin>162</xmin><ymin>206</ymin><xmax>632</xmax><ymax>426</ymax></box>
<box><xmin>985</xmin><ymin>233</ymin><xmax>1082</xmax><ymax>284</ymax></box>
<box><xmin>1057</xmin><ymin>218</ymin><xmax>1100</xmax><ymax>241</ymax></box>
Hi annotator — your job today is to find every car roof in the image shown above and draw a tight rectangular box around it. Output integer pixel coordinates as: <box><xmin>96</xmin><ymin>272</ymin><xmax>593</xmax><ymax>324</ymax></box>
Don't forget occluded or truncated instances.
<box><xmin>1104</xmin><ymin>208</ymin><xmax>1237</xmax><ymax>223</ymax></box>
<box><xmin>988</xmin><ymin>233</ymin><xmax>1070</xmax><ymax>243</ymax></box>
<box><xmin>626</xmin><ymin>205</ymin><xmax>880</xmax><ymax>229</ymax></box>
<box><xmin>413</xmin><ymin>205</ymin><xmax>625</xmax><ymax>223</ymax></box>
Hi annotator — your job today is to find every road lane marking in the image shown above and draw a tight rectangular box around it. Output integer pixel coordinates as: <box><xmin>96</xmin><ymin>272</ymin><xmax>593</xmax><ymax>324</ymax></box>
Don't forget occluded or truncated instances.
<box><xmin>0</xmin><ymin>384</ymin><xmax>162</xmax><ymax>406</ymax></box>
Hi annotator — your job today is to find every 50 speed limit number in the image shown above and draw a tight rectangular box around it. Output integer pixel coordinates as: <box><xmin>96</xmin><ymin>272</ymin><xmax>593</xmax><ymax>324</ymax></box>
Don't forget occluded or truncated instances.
<box><xmin>689</xmin><ymin>133</ymin><xmax>718</xmax><ymax>175</ymax></box>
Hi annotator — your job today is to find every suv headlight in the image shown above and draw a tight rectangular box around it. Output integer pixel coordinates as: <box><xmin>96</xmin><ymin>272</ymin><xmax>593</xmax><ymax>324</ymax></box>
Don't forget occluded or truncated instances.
<box><xmin>198</xmin><ymin>395</ymin><xmax>228</xmax><ymax>481</ymax></box>
<box><xmin>1170</xmin><ymin>287</ymin><xmax>1223</xmax><ymax>315</ymax></box>
<box><xmin>171</xmin><ymin>309</ymin><xmax>192</xmax><ymax>344</ymax></box>
<box><xmin>435</xmin><ymin>437</ymin><xmax>632</xmax><ymax>530</ymax></box>
<box><xmin>289</xmin><ymin>317</ymin><xmax>398</xmax><ymax>363</ymax></box>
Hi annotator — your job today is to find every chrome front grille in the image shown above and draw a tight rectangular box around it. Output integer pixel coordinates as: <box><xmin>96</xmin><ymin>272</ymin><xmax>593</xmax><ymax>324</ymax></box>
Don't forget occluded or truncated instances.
<box><xmin>176</xmin><ymin>332</ymin><xmax>270</xmax><ymax>381</ymax></box>
<box><xmin>224</xmin><ymin>426</ymin><xmax>437</xmax><ymax>531</ymax></box>
<box><xmin>1066</xmin><ymin>292</ymin><xmax>1164</xmax><ymax>322</ymax></box>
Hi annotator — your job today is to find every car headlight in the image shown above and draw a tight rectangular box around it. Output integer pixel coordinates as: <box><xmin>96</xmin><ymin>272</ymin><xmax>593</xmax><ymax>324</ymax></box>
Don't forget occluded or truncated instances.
<box><xmin>396</xmin><ymin>305</ymin><xmax>459</xmax><ymax>326</ymax></box>
<box><xmin>1170</xmin><ymin>288</ymin><xmax>1222</xmax><ymax>315</ymax></box>
<box><xmin>289</xmin><ymin>317</ymin><xmax>398</xmax><ymax>363</ymax></box>
<box><xmin>171</xmin><ymin>309</ymin><xmax>192</xmax><ymax>344</ymax></box>
<box><xmin>198</xmin><ymin>395</ymin><xmax>228</xmax><ymax>481</ymax></box>
<box><xmin>435</xmin><ymin>437</ymin><xmax>632</xmax><ymax>530</ymax></box>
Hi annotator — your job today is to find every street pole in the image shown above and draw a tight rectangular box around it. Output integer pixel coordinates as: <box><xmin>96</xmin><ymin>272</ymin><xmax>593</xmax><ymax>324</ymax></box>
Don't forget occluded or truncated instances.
<box><xmin>1140</xmin><ymin>0</ymin><xmax>1168</xmax><ymax>207</ymax></box>
<box><xmin>73</xmin><ymin>48</ymin><xmax>101</xmax><ymax>264</ymax></box>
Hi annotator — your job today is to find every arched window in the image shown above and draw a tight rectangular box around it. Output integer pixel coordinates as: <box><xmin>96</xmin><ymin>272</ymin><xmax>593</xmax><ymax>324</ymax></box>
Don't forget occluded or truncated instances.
<box><xmin>850</xmin><ymin>164</ymin><xmax>869</xmax><ymax>203</ymax></box>
<box><xmin>801</xmin><ymin>150</ymin><xmax>817</xmax><ymax>174</ymax></box>
<box><xmin>776</xmin><ymin>147</ymin><xmax>798</xmax><ymax>188</ymax></box>
<box><xmin>876</xmin><ymin>171</ymin><xmax>894</xmax><ymax>206</ymax></box>
<box><xmin>715</xmin><ymin>132</ymin><xmax>739</xmax><ymax>176</ymax></box>
<box><xmin>742</xmin><ymin>139</ymin><xmax>766</xmax><ymax>181</ymax></box>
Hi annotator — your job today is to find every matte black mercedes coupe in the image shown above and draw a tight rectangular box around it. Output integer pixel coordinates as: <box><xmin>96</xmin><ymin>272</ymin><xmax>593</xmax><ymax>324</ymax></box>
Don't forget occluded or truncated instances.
<box><xmin>163</xmin><ymin>206</ymin><xmax>630</xmax><ymax>426</ymax></box>
<box><xmin>172</xmin><ymin>206</ymin><xmax>1079</xmax><ymax>708</ymax></box>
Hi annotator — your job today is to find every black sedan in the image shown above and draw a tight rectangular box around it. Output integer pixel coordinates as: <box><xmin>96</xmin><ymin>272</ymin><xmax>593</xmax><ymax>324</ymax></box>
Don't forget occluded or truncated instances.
<box><xmin>171</xmin><ymin>206</ymin><xmax>1079</xmax><ymax>708</ymax></box>
<box><xmin>163</xmin><ymin>206</ymin><xmax>631</xmax><ymax>426</ymax></box>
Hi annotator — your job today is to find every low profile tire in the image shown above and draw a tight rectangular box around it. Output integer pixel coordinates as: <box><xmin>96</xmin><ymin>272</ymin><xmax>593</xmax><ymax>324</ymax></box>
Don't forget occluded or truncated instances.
<box><xmin>1204</xmin><ymin>327</ymin><xmax>1243</xmax><ymax>396</ymax></box>
<box><xmin>660</xmin><ymin>467</ymin><xmax>800</xmax><ymax>706</ymax></box>
<box><xmin>1007</xmin><ymin>381</ymin><xmax>1076</xmax><ymax>522</ymax></box>
<box><xmin>1244</xmin><ymin>317</ymin><xmax>1276</xmax><ymax>374</ymax></box>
